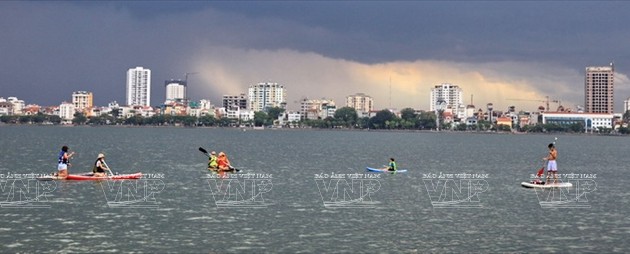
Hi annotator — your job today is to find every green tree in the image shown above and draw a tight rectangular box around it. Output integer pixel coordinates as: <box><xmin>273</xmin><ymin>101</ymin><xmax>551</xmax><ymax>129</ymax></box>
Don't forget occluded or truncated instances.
<box><xmin>568</xmin><ymin>122</ymin><xmax>585</xmax><ymax>133</ymax></box>
<box><xmin>417</xmin><ymin>112</ymin><xmax>436</xmax><ymax>130</ymax></box>
<box><xmin>357</xmin><ymin>117</ymin><xmax>370</xmax><ymax>129</ymax></box>
<box><xmin>455</xmin><ymin>123</ymin><xmax>468</xmax><ymax>131</ymax></box>
<box><xmin>266</xmin><ymin>107</ymin><xmax>285</xmax><ymax>122</ymax></box>
<box><xmin>528</xmin><ymin>124</ymin><xmax>544</xmax><ymax>133</ymax></box>
<box><xmin>333</xmin><ymin>107</ymin><xmax>358</xmax><ymax>128</ymax></box>
<box><xmin>48</xmin><ymin>115</ymin><xmax>62</xmax><ymax>124</ymax></box>
<box><xmin>88</xmin><ymin>114</ymin><xmax>114</xmax><ymax>125</ymax></box>
<box><xmin>370</xmin><ymin>110</ymin><xmax>396</xmax><ymax>129</ymax></box>
<box><xmin>184</xmin><ymin>116</ymin><xmax>197</xmax><ymax>127</ymax></box>
<box><xmin>254</xmin><ymin>111</ymin><xmax>269</xmax><ymax>127</ymax></box>
<box><xmin>497</xmin><ymin>124</ymin><xmax>511</xmax><ymax>132</ymax></box>
<box><xmin>543</xmin><ymin>123</ymin><xmax>565</xmax><ymax>132</ymax></box>
<box><xmin>124</xmin><ymin>115</ymin><xmax>144</xmax><ymax>125</ymax></box>
<box><xmin>199</xmin><ymin>115</ymin><xmax>216</xmax><ymax>126</ymax></box>
<box><xmin>399</xmin><ymin>108</ymin><xmax>418</xmax><ymax>129</ymax></box>
<box><xmin>477</xmin><ymin>120</ymin><xmax>492</xmax><ymax>131</ymax></box>
<box><xmin>32</xmin><ymin>113</ymin><xmax>46</xmax><ymax>124</ymax></box>
<box><xmin>400</xmin><ymin>108</ymin><xmax>417</xmax><ymax>121</ymax></box>
<box><xmin>1</xmin><ymin>115</ymin><xmax>16</xmax><ymax>123</ymax></box>
<box><xmin>18</xmin><ymin>115</ymin><xmax>32</xmax><ymax>124</ymax></box>
<box><xmin>72</xmin><ymin>112</ymin><xmax>87</xmax><ymax>125</ymax></box>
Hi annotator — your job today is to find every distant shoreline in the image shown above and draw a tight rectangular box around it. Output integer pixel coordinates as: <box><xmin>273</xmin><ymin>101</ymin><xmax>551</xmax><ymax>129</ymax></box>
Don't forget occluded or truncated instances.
<box><xmin>1</xmin><ymin>123</ymin><xmax>627</xmax><ymax>137</ymax></box>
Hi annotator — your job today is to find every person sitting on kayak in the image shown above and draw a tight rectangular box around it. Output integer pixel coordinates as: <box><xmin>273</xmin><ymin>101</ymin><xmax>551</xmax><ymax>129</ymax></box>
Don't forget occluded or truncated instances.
<box><xmin>380</xmin><ymin>158</ymin><xmax>397</xmax><ymax>171</ymax></box>
<box><xmin>208</xmin><ymin>151</ymin><xmax>218</xmax><ymax>171</ymax></box>
<box><xmin>217</xmin><ymin>152</ymin><xmax>232</xmax><ymax>172</ymax></box>
<box><xmin>93</xmin><ymin>153</ymin><xmax>110</xmax><ymax>177</ymax></box>
<box><xmin>56</xmin><ymin>145</ymin><xmax>75</xmax><ymax>179</ymax></box>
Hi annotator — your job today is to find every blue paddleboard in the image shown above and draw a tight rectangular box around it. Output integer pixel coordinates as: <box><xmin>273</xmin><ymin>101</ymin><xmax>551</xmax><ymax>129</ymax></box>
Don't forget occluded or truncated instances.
<box><xmin>366</xmin><ymin>167</ymin><xmax>408</xmax><ymax>173</ymax></box>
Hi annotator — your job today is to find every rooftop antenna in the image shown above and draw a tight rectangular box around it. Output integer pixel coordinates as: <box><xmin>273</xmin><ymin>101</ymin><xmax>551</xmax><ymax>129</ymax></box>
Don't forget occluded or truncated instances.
<box><xmin>389</xmin><ymin>76</ymin><xmax>392</xmax><ymax>108</ymax></box>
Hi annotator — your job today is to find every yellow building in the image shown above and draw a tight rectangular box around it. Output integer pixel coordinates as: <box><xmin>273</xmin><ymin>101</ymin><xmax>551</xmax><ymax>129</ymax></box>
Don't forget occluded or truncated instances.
<box><xmin>72</xmin><ymin>91</ymin><xmax>93</xmax><ymax>110</ymax></box>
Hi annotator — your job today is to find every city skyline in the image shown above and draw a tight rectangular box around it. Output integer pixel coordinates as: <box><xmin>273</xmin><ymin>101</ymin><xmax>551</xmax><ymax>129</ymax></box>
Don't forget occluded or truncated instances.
<box><xmin>2</xmin><ymin>2</ymin><xmax>630</xmax><ymax>111</ymax></box>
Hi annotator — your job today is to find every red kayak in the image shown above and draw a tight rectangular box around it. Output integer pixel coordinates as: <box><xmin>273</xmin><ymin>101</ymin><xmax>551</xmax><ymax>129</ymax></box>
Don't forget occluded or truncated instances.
<box><xmin>65</xmin><ymin>172</ymin><xmax>143</xmax><ymax>180</ymax></box>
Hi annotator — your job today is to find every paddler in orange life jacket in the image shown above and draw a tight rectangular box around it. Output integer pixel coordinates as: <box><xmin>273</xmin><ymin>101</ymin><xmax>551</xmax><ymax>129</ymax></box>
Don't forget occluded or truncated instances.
<box><xmin>93</xmin><ymin>153</ymin><xmax>110</xmax><ymax>177</ymax></box>
<box><xmin>217</xmin><ymin>152</ymin><xmax>232</xmax><ymax>172</ymax></box>
<box><xmin>57</xmin><ymin>145</ymin><xmax>75</xmax><ymax>179</ymax></box>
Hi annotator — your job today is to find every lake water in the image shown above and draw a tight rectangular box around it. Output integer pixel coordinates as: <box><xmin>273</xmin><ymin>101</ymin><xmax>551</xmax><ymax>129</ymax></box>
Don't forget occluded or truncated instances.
<box><xmin>0</xmin><ymin>126</ymin><xmax>628</xmax><ymax>252</ymax></box>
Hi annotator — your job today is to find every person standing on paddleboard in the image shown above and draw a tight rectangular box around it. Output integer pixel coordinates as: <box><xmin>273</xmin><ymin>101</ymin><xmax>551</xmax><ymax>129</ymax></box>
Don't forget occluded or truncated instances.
<box><xmin>57</xmin><ymin>145</ymin><xmax>74</xmax><ymax>179</ymax></box>
<box><xmin>543</xmin><ymin>143</ymin><xmax>558</xmax><ymax>184</ymax></box>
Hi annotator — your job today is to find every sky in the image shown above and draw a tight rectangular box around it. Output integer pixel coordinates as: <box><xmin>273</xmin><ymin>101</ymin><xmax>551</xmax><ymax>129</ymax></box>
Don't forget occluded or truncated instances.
<box><xmin>1</xmin><ymin>1</ymin><xmax>630</xmax><ymax>112</ymax></box>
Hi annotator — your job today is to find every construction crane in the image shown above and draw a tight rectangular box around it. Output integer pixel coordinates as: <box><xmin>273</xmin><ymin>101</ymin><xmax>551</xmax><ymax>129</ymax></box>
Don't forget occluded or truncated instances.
<box><xmin>184</xmin><ymin>72</ymin><xmax>198</xmax><ymax>105</ymax></box>
<box><xmin>506</xmin><ymin>96</ymin><xmax>561</xmax><ymax>112</ymax></box>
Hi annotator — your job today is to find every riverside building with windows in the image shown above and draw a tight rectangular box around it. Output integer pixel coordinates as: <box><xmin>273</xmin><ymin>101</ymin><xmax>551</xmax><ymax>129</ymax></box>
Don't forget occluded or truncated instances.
<box><xmin>541</xmin><ymin>112</ymin><xmax>614</xmax><ymax>132</ymax></box>
<box><xmin>585</xmin><ymin>64</ymin><xmax>614</xmax><ymax>114</ymax></box>
<box><xmin>346</xmin><ymin>93</ymin><xmax>373</xmax><ymax>115</ymax></box>
<box><xmin>126</xmin><ymin>66</ymin><xmax>151</xmax><ymax>106</ymax></box>
<box><xmin>248</xmin><ymin>82</ymin><xmax>286</xmax><ymax>112</ymax></box>
<box><xmin>430</xmin><ymin>83</ymin><xmax>463</xmax><ymax>112</ymax></box>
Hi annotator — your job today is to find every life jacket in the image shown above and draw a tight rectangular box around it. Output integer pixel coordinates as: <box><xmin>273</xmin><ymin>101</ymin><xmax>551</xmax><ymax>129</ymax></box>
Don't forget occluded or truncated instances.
<box><xmin>389</xmin><ymin>161</ymin><xmax>397</xmax><ymax>171</ymax></box>
<box><xmin>93</xmin><ymin>159</ymin><xmax>105</xmax><ymax>173</ymax></box>
<box><xmin>217</xmin><ymin>157</ymin><xmax>228</xmax><ymax>167</ymax></box>
<box><xmin>58</xmin><ymin>151</ymin><xmax>68</xmax><ymax>164</ymax></box>
<box><xmin>208</xmin><ymin>155</ymin><xmax>218</xmax><ymax>168</ymax></box>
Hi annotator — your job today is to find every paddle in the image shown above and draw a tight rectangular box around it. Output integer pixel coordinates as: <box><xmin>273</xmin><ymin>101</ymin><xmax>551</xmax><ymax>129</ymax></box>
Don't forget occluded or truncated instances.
<box><xmin>198</xmin><ymin>147</ymin><xmax>240</xmax><ymax>172</ymax></box>
<box><xmin>536</xmin><ymin>166</ymin><xmax>545</xmax><ymax>177</ymax></box>
<box><xmin>102</xmin><ymin>160</ymin><xmax>115</xmax><ymax>177</ymax></box>
<box><xmin>199</xmin><ymin>147</ymin><xmax>211</xmax><ymax>157</ymax></box>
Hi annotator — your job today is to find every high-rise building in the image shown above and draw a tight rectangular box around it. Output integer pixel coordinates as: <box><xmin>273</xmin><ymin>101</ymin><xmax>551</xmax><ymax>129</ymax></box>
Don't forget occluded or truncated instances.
<box><xmin>248</xmin><ymin>82</ymin><xmax>286</xmax><ymax>112</ymax></box>
<box><xmin>624</xmin><ymin>97</ymin><xmax>630</xmax><ymax>113</ymax></box>
<box><xmin>72</xmin><ymin>91</ymin><xmax>93</xmax><ymax>110</ymax></box>
<box><xmin>346</xmin><ymin>93</ymin><xmax>373</xmax><ymax>113</ymax></box>
<box><xmin>126</xmin><ymin>67</ymin><xmax>151</xmax><ymax>106</ymax></box>
<box><xmin>300</xmin><ymin>98</ymin><xmax>336</xmax><ymax>120</ymax></box>
<box><xmin>165</xmin><ymin>80</ymin><xmax>186</xmax><ymax>103</ymax></box>
<box><xmin>222</xmin><ymin>93</ymin><xmax>248</xmax><ymax>110</ymax></box>
<box><xmin>59</xmin><ymin>102</ymin><xmax>75</xmax><ymax>121</ymax></box>
<box><xmin>585</xmin><ymin>63</ymin><xmax>614</xmax><ymax>114</ymax></box>
<box><xmin>430</xmin><ymin>83</ymin><xmax>463</xmax><ymax>111</ymax></box>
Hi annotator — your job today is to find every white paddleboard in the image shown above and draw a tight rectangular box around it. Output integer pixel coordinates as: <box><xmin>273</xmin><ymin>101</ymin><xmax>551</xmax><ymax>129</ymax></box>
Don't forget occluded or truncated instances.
<box><xmin>521</xmin><ymin>182</ymin><xmax>572</xmax><ymax>188</ymax></box>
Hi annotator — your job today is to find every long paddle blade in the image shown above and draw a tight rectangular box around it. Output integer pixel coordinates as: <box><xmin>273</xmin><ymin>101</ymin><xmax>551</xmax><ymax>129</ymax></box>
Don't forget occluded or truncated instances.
<box><xmin>536</xmin><ymin>167</ymin><xmax>544</xmax><ymax>177</ymax></box>
<box><xmin>103</xmin><ymin>161</ymin><xmax>115</xmax><ymax>177</ymax></box>
<box><xmin>199</xmin><ymin>147</ymin><xmax>209</xmax><ymax>155</ymax></box>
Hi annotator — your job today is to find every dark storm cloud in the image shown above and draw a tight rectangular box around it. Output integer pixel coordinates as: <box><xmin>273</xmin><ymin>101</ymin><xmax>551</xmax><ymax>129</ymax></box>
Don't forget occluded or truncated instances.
<box><xmin>200</xmin><ymin>1</ymin><xmax>630</xmax><ymax>66</ymax></box>
<box><xmin>1</xmin><ymin>1</ymin><xmax>630</xmax><ymax>110</ymax></box>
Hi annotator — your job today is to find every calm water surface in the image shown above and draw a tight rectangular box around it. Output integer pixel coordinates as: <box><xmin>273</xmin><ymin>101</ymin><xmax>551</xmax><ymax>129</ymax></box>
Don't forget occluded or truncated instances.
<box><xmin>0</xmin><ymin>126</ymin><xmax>628</xmax><ymax>252</ymax></box>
